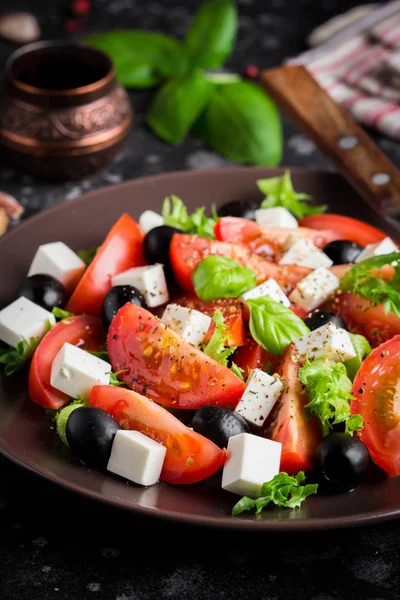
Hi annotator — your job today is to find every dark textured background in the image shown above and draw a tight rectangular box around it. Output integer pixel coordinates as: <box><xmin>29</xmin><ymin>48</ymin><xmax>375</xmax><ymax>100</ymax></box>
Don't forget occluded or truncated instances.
<box><xmin>1</xmin><ymin>1</ymin><xmax>400</xmax><ymax>599</ymax></box>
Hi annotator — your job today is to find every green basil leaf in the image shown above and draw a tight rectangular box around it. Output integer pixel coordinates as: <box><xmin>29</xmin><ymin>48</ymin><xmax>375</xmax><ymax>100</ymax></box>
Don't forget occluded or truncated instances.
<box><xmin>147</xmin><ymin>69</ymin><xmax>213</xmax><ymax>144</ymax></box>
<box><xmin>186</xmin><ymin>0</ymin><xmax>238</xmax><ymax>69</ymax></box>
<box><xmin>161</xmin><ymin>195</ymin><xmax>217</xmax><ymax>238</ymax></box>
<box><xmin>344</xmin><ymin>333</ymin><xmax>372</xmax><ymax>381</ymax></box>
<box><xmin>84</xmin><ymin>31</ymin><xmax>188</xmax><ymax>88</ymax></box>
<box><xmin>192</xmin><ymin>256</ymin><xmax>256</xmax><ymax>302</ymax></box>
<box><xmin>194</xmin><ymin>81</ymin><xmax>282</xmax><ymax>166</ymax></box>
<box><xmin>246</xmin><ymin>297</ymin><xmax>309</xmax><ymax>356</ymax></box>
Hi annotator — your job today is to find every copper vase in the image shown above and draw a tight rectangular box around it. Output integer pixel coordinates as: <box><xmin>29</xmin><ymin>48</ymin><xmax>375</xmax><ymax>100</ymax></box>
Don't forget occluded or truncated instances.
<box><xmin>0</xmin><ymin>41</ymin><xmax>133</xmax><ymax>181</ymax></box>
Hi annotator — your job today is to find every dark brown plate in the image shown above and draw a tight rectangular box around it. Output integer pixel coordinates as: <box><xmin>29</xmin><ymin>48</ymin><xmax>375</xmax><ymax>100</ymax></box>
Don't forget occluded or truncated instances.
<box><xmin>1</xmin><ymin>166</ymin><xmax>400</xmax><ymax>532</ymax></box>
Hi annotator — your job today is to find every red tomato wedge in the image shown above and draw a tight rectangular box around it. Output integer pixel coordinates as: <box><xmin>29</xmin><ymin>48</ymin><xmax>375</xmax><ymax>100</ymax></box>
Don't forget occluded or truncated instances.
<box><xmin>332</xmin><ymin>292</ymin><xmax>400</xmax><ymax>347</ymax></box>
<box><xmin>215</xmin><ymin>216</ymin><xmax>339</xmax><ymax>259</ymax></box>
<box><xmin>299</xmin><ymin>214</ymin><xmax>390</xmax><ymax>247</ymax></box>
<box><xmin>67</xmin><ymin>214</ymin><xmax>144</xmax><ymax>316</ymax></box>
<box><xmin>29</xmin><ymin>315</ymin><xmax>105</xmax><ymax>410</ymax></box>
<box><xmin>169</xmin><ymin>233</ymin><xmax>311</xmax><ymax>294</ymax></box>
<box><xmin>352</xmin><ymin>336</ymin><xmax>400</xmax><ymax>477</ymax></box>
<box><xmin>232</xmin><ymin>338</ymin><xmax>278</xmax><ymax>380</ymax></box>
<box><xmin>172</xmin><ymin>294</ymin><xmax>246</xmax><ymax>347</ymax></box>
<box><xmin>90</xmin><ymin>385</ymin><xmax>226</xmax><ymax>484</ymax></box>
<box><xmin>264</xmin><ymin>344</ymin><xmax>322</xmax><ymax>474</ymax></box>
<box><xmin>107</xmin><ymin>303</ymin><xmax>245</xmax><ymax>409</ymax></box>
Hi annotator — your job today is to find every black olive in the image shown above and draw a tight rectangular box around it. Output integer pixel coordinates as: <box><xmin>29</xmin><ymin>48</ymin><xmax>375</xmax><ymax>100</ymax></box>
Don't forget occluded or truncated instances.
<box><xmin>313</xmin><ymin>433</ymin><xmax>369</xmax><ymax>493</ymax></box>
<box><xmin>304</xmin><ymin>310</ymin><xmax>345</xmax><ymax>331</ymax></box>
<box><xmin>191</xmin><ymin>405</ymin><xmax>250</xmax><ymax>449</ymax></box>
<box><xmin>322</xmin><ymin>240</ymin><xmax>363</xmax><ymax>265</ymax></box>
<box><xmin>66</xmin><ymin>406</ymin><xmax>121</xmax><ymax>470</ymax></box>
<box><xmin>143</xmin><ymin>225</ymin><xmax>181</xmax><ymax>267</ymax></box>
<box><xmin>17</xmin><ymin>274</ymin><xmax>67</xmax><ymax>311</ymax></box>
<box><xmin>101</xmin><ymin>285</ymin><xmax>147</xmax><ymax>330</ymax></box>
<box><xmin>217</xmin><ymin>199</ymin><xmax>258</xmax><ymax>221</ymax></box>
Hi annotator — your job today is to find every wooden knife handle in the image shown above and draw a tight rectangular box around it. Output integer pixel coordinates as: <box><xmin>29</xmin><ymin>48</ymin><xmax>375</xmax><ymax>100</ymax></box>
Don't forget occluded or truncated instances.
<box><xmin>260</xmin><ymin>65</ymin><xmax>400</xmax><ymax>218</ymax></box>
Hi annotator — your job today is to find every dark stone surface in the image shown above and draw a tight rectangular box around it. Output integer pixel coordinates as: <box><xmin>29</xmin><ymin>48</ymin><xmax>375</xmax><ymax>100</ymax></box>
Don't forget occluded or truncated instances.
<box><xmin>0</xmin><ymin>1</ymin><xmax>400</xmax><ymax>599</ymax></box>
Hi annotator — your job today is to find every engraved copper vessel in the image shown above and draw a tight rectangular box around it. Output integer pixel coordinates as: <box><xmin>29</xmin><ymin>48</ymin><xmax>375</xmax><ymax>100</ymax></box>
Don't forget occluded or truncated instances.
<box><xmin>0</xmin><ymin>41</ymin><xmax>133</xmax><ymax>181</ymax></box>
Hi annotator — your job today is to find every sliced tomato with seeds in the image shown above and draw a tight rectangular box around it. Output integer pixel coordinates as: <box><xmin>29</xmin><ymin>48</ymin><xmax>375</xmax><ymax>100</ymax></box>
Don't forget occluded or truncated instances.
<box><xmin>352</xmin><ymin>335</ymin><xmax>400</xmax><ymax>477</ymax></box>
<box><xmin>29</xmin><ymin>315</ymin><xmax>105</xmax><ymax>409</ymax></box>
<box><xmin>67</xmin><ymin>214</ymin><xmax>144</xmax><ymax>316</ymax></box>
<box><xmin>332</xmin><ymin>292</ymin><xmax>400</xmax><ymax>347</ymax></box>
<box><xmin>169</xmin><ymin>233</ymin><xmax>311</xmax><ymax>294</ymax></box>
<box><xmin>90</xmin><ymin>385</ymin><xmax>226</xmax><ymax>484</ymax></box>
<box><xmin>263</xmin><ymin>344</ymin><xmax>322</xmax><ymax>474</ymax></box>
<box><xmin>107</xmin><ymin>303</ymin><xmax>245</xmax><ymax>409</ymax></box>
<box><xmin>172</xmin><ymin>294</ymin><xmax>246</xmax><ymax>347</ymax></box>
<box><xmin>215</xmin><ymin>216</ymin><xmax>339</xmax><ymax>259</ymax></box>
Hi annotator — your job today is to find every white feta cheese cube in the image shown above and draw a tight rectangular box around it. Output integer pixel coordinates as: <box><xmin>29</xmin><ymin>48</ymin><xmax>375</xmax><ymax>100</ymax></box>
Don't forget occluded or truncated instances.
<box><xmin>107</xmin><ymin>430</ymin><xmax>166</xmax><ymax>486</ymax></box>
<box><xmin>289</xmin><ymin>267</ymin><xmax>339</xmax><ymax>312</ymax></box>
<box><xmin>241</xmin><ymin>278</ymin><xmax>291</xmax><ymax>307</ymax></box>
<box><xmin>112</xmin><ymin>264</ymin><xmax>169</xmax><ymax>308</ymax></box>
<box><xmin>139</xmin><ymin>210</ymin><xmax>164</xmax><ymax>234</ymax></box>
<box><xmin>161</xmin><ymin>303</ymin><xmax>212</xmax><ymax>346</ymax></box>
<box><xmin>50</xmin><ymin>342</ymin><xmax>111</xmax><ymax>400</ymax></box>
<box><xmin>222</xmin><ymin>433</ymin><xmax>282</xmax><ymax>498</ymax></box>
<box><xmin>28</xmin><ymin>242</ymin><xmax>85</xmax><ymax>293</ymax></box>
<box><xmin>279</xmin><ymin>238</ymin><xmax>333</xmax><ymax>269</ymax></box>
<box><xmin>294</xmin><ymin>322</ymin><xmax>356</xmax><ymax>363</ymax></box>
<box><xmin>235</xmin><ymin>369</ymin><xmax>284</xmax><ymax>427</ymax></box>
<box><xmin>0</xmin><ymin>296</ymin><xmax>55</xmax><ymax>348</ymax></box>
<box><xmin>355</xmin><ymin>236</ymin><xmax>399</xmax><ymax>263</ymax></box>
<box><xmin>255</xmin><ymin>207</ymin><xmax>298</xmax><ymax>229</ymax></box>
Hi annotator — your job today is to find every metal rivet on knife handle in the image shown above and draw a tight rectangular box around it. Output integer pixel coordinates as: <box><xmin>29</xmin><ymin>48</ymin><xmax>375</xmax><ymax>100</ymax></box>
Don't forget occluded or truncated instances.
<box><xmin>338</xmin><ymin>136</ymin><xmax>359</xmax><ymax>150</ymax></box>
<box><xmin>372</xmin><ymin>173</ymin><xmax>391</xmax><ymax>186</ymax></box>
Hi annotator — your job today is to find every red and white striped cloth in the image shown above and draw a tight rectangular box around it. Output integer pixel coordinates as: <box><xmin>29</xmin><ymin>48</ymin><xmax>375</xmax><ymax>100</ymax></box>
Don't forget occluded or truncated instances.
<box><xmin>307</xmin><ymin>11</ymin><xmax>400</xmax><ymax>139</ymax></box>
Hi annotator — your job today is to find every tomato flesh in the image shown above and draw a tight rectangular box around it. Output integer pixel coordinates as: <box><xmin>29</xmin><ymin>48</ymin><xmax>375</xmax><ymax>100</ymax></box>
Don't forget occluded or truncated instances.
<box><xmin>332</xmin><ymin>292</ymin><xmax>400</xmax><ymax>347</ymax></box>
<box><xmin>170</xmin><ymin>233</ymin><xmax>311</xmax><ymax>294</ymax></box>
<box><xmin>264</xmin><ymin>344</ymin><xmax>322</xmax><ymax>474</ymax></box>
<box><xmin>352</xmin><ymin>335</ymin><xmax>400</xmax><ymax>477</ymax></box>
<box><xmin>29</xmin><ymin>316</ymin><xmax>105</xmax><ymax>409</ymax></box>
<box><xmin>172</xmin><ymin>294</ymin><xmax>246</xmax><ymax>347</ymax></box>
<box><xmin>67</xmin><ymin>214</ymin><xmax>144</xmax><ymax>316</ymax></box>
<box><xmin>107</xmin><ymin>303</ymin><xmax>245</xmax><ymax>409</ymax></box>
<box><xmin>90</xmin><ymin>385</ymin><xmax>226</xmax><ymax>484</ymax></box>
<box><xmin>232</xmin><ymin>338</ymin><xmax>278</xmax><ymax>379</ymax></box>
<box><xmin>215</xmin><ymin>216</ymin><xmax>339</xmax><ymax>259</ymax></box>
<box><xmin>299</xmin><ymin>214</ymin><xmax>390</xmax><ymax>247</ymax></box>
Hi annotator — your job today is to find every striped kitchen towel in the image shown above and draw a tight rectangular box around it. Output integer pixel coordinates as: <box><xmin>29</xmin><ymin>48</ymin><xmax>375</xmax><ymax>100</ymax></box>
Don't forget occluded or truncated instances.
<box><xmin>306</xmin><ymin>6</ymin><xmax>400</xmax><ymax>140</ymax></box>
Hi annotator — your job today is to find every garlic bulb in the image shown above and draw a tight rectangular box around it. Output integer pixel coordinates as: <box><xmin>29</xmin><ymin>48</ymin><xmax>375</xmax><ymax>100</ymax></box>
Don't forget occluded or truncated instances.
<box><xmin>0</xmin><ymin>13</ymin><xmax>40</xmax><ymax>44</ymax></box>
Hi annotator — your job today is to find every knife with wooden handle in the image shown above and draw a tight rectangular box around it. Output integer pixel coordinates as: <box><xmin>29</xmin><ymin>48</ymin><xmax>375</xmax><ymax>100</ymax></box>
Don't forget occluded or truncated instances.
<box><xmin>260</xmin><ymin>0</ymin><xmax>400</xmax><ymax>222</ymax></box>
<box><xmin>261</xmin><ymin>65</ymin><xmax>400</xmax><ymax>219</ymax></box>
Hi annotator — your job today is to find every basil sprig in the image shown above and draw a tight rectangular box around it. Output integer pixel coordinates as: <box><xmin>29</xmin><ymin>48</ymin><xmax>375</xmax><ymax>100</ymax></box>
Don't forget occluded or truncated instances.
<box><xmin>340</xmin><ymin>252</ymin><xmax>400</xmax><ymax>317</ymax></box>
<box><xmin>85</xmin><ymin>1</ymin><xmax>282</xmax><ymax>166</ymax></box>
<box><xmin>192</xmin><ymin>256</ymin><xmax>256</xmax><ymax>302</ymax></box>
<box><xmin>246</xmin><ymin>297</ymin><xmax>309</xmax><ymax>356</ymax></box>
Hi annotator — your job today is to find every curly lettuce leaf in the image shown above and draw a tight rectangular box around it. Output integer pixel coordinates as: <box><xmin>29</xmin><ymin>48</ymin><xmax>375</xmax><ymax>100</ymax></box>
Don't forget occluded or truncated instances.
<box><xmin>299</xmin><ymin>358</ymin><xmax>362</xmax><ymax>436</ymax></box>
<box><xmin>162</xmin><ymin>195</ymin><xmax>217</xmax><ymax>238</ymax></box>
<box><xmin>340</xmin><ymin>251</ymin><xmax>400</xmax><ymax>317</ymax></box>
<box><xmin>258</xmin><ymin>171</ymin><xmax>327</xmax><ymax>219</ymax></box>
<box><xmin>232</xmin><ymin>471</ymin><xmax>318</xmax><ymax>515</ymax></box>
